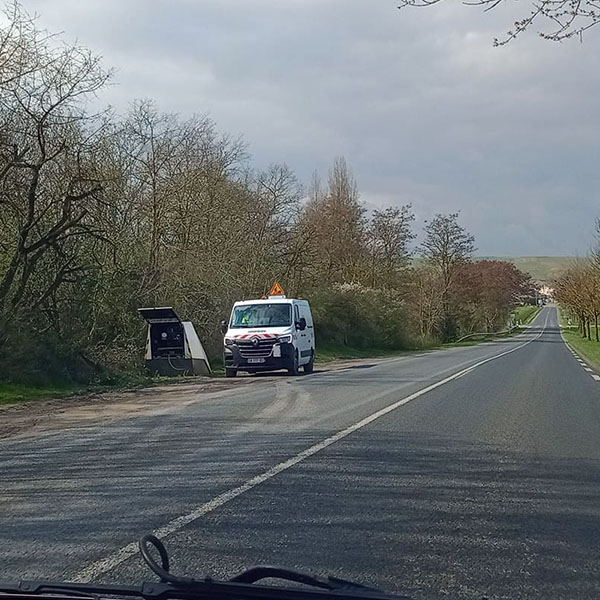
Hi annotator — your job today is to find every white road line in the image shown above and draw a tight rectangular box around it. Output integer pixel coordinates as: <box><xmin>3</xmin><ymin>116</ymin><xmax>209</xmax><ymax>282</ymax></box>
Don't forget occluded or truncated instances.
<box><xmin>584</xmin><ymin>367</ymin><xmax>594</xmax><ymax>372</ymax></box>
<box><xmin>592</xmin><ymin>375</ymin><xmax>600</xmax><ymax>381</ymax></box>
<box><xmin>73</xmin><ymin>310</ymin><xmax>550</xmax><ymax>583</ymax></box>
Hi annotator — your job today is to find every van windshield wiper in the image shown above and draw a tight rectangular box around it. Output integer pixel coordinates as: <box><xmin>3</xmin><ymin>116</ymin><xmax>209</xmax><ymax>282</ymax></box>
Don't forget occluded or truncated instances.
<box><xmin>0</xmin><ymin>535</ymin><xmax>410</xmax><ymax>600</ymax></box>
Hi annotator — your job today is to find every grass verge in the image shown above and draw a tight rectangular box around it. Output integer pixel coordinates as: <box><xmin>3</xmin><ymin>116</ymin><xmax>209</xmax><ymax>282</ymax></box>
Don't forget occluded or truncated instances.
<box><xmin>514</xmin><ymin>305</ymin><xmax>541</xmax><ymax>325</ymax></box>
<box><xmin>556</xmin><ymin>304</ymin><xmax>600</xmax><ymax>370</ymax></box>
<box><xmin>0</xmin><ymin>382</ymin><xmax>83</xmax><ymax>406</ymax></box>
<box><xmin>562</xmin><ymin>329</ymin><xmax>600</xmax><ymax>370</ymax></box>
<box><xmin>0</xmin><ymin>372</ymin><xmax>153</xmax><ymax>407</ymax></box>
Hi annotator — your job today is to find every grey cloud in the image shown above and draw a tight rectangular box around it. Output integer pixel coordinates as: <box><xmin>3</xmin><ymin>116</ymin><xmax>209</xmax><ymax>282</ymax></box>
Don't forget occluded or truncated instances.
<box><xmin>25</xmin><ymin>0</ymin><xmax>600</xmax><ymax>255</ymax></box>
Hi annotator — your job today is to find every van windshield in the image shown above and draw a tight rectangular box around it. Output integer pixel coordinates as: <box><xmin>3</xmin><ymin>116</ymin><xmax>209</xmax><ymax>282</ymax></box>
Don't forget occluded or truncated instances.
<box><xmin>230</xmin><ymin>304</ymin><xmax>292</xmax><ymax>328</ymax></box>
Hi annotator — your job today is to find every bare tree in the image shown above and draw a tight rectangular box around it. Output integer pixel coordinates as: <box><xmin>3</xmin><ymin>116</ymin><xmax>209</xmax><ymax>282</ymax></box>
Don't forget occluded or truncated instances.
<box><xmin>421</xmin><ymin>213</ymin><xmax>475</xmax><ymax>291</ymax></box>
<box><xmin>410</xmin><ymin>264</ymin><xmax>445</xmax><ymax>340</ymax></box>
<box><xmin>0</xmin><ymin>1</ymin><xmax>54</xmax><ymax>88</ymax></box>
<box><xmin>368</xmin><ymin>205</ymin><xmax>415</xmax><ymax>288</ymax></box>
<box><xmin>554</xmin><ymin>259</ymin><xmax>599</xmax><ymax>339</ymax></box>
<box><xmin>397</xmin><ymin>0</ymin><xmax>600</xmax><ymax>43</ymax></box>
<box><xmin>301</xmin><ymin>157</ymin><xmax>367</xmax><ymax>286</ymax></box>
<box><xmin>0</xmin><ymin>28</ymin><xmax>110</xmax><ymax>320</ymax></box>
<box><xmin>420</xmin><ymin>213</ymin><xmax>475</xmax><ymax>340</ymax></box>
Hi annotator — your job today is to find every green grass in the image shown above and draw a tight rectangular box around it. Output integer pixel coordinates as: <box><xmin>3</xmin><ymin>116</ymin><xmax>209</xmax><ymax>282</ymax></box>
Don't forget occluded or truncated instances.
<box><xmin>0</xmin><ymin>382</ymin><xmax>83</xmax><ymax>406</ymax></box>
<box><xmin>558</xmin><ymin>305</ymin><xmax>600</xmax><ymax>369</ymax></box>
<box><xmin>0</xmin><ymin>371</ymin><xmax>155</xmax><ymax>406</ymax></box>
<box><xmin>562</xmin><ymin>329</ymin><xmax>600</xmax><ymax>370</ymax></box>
<box><xmin>514</xmin><ymin>305</ymin><xmax>541</xmax><ymax>325</ymax></box>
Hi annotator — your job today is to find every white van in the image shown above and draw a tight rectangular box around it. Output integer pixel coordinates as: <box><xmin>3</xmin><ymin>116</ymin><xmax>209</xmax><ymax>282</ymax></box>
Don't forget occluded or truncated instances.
<box><xmin>222</xmin><ymin>296</ymin><xmax>315</xmax><ymax>377</ymax></box>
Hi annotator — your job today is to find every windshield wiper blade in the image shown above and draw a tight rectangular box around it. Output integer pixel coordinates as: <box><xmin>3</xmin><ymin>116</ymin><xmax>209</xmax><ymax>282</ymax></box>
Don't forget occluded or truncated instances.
<box><xmin>0</xmin><ymin>535</ymin><xmax>410</xmax><ymax>600</ymax></box>
<box><xmin>230</xmin><ymin>566</ymin><xmax>378</xmax><ymax>592</ymax></box>
<box><xmin>0</xmin><ymin>579</ymin><xmax>406</xmax><ymax>600</ymax></box>
<box><xmin>0</xmin><ymin>580</ymin><xmax>405</xmax><ymax>600</ymax></box>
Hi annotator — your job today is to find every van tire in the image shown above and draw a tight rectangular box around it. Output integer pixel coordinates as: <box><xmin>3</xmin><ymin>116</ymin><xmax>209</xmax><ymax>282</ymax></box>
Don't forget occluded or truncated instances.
<box><xmin>303</xmin><ymin>351</ymin><xmax>314</xmax><ymax>374</ymax></box>
<box><xmin>288</xmin><ymin>350</ymin><xmax>300</xmax><ymax>376</ymax></box>
<box><xmin>225</xmin><ymin>368</ymin><xmax>237</xmax><ymax>378</ymax></box>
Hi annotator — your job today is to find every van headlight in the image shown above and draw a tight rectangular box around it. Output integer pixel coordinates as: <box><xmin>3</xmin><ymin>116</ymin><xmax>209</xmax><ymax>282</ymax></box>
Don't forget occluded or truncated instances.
<box><xmin>224</xmin><ymin>338</ymin><xmax>234</xmax><ymax>346</ymax></box>
<box><xmin>277</xmin><ymin>335</ymin><xmax>293</xmax><ymax>344</ymax></box>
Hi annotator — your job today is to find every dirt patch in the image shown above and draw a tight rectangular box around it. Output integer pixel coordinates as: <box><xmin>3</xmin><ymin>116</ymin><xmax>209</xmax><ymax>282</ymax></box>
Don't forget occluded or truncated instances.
<box><xmin>0</xmin><ymin>358</ymin><xmax>389</xmax><ymax>441</ymax></box>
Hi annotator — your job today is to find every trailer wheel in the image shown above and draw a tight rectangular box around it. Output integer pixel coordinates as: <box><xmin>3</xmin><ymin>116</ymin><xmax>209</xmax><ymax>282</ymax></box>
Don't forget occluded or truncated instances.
<box><xmin>225</xmin><ymin>368</ymin><xmax>237</xmax><ymax>378</ymax></box>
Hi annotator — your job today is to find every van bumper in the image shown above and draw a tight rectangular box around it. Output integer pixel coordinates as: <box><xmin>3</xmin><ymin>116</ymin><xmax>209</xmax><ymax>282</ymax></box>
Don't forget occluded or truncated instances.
<box><xmin>223</xmin><ymin>343</ymin><xmax>294</xmax><ymax>372</ymax></box>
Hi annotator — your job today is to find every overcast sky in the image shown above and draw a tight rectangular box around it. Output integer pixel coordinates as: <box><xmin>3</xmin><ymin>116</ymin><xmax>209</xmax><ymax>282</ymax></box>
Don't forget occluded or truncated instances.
<box><xmin>24</xmin><ymin>0</ymin><xmax>600</xmax><ymax>256</ymax></box>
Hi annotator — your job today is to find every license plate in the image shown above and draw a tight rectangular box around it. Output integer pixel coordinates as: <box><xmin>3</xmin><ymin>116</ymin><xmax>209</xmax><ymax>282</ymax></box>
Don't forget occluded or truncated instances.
<box><xmin>248</xmin><ymin>358</ymin><xmax>265</xmax><ymax>364</ymax></box>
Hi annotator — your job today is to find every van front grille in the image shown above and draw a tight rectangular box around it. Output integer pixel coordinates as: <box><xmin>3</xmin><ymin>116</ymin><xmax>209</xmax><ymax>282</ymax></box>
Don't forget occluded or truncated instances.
<box><xmin>236</xmin><ymin>338</ymin><xmax>277</xmax><ymax>358</ymax></box>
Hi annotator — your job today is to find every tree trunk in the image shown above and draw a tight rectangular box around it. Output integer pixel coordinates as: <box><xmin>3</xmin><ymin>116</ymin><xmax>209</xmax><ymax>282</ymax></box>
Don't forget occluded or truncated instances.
<box><xmin>595</xmin><ymin>313</ymin><xmax>599</xmax><ymax>342</ymax></box>
<box><xmin>587</xmin><ymin>318</ymin><xmax>591</xmax><ymax>340</ymax></box>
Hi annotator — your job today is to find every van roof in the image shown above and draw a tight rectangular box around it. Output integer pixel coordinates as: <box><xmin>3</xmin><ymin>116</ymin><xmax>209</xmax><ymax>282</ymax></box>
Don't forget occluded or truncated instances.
<box><xmin>233</xmin><ymin>298</ymin><xmax>307</xmax><ymax>306</ymax></box>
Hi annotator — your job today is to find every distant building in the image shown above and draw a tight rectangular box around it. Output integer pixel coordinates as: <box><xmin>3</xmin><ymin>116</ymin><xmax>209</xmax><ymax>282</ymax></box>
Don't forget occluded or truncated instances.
<box><xmin>539</xmin><ymin>285</ymin><xmax>554</xmax><ymax>302</ymax></box>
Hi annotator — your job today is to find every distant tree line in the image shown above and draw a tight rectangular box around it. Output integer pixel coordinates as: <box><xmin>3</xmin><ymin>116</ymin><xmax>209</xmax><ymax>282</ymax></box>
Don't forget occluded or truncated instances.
<box><xmin>0</xmin><ymin>3</ymin><xmax>535</xmax><ymax>384</ymax></box>
<box><xmin>555</xmin><ymin>246</ymin><xmax>600</xmax><ymax>341</ymax></box>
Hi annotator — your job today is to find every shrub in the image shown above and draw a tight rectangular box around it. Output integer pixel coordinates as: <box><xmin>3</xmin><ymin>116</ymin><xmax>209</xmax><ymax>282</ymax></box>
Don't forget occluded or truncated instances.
<box><xmin>309</xmin><ymin>283</ymin><xmax>410</xmax><ymax>350</ymax></box>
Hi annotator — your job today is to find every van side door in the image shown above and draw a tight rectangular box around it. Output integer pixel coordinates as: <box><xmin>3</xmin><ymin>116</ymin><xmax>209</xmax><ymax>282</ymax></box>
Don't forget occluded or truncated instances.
<box><xmin>296</xmin><ymin>302</ymin><xmax>313</xmax><ymax>364</ymax></box>
<box><xmin>294</xmin><ymin>302</ymin><xmax>310</xmax><ymax>365</ymax></box>
<box><xmin>302</xmin><ymin>304</ymin><xmax>315</xmax><ymax>353</ymax></box>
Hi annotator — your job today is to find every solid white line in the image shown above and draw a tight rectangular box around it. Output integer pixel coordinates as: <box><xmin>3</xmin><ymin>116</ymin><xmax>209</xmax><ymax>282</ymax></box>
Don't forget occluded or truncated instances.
<box><xmin>73</xmin><ymin>310</ymin><xmax>550</xmax><ymax>583</ymax></box>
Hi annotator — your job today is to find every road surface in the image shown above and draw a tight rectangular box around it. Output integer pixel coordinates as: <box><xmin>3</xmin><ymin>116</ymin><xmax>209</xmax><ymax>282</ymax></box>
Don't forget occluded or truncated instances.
<box><xmin>1</xmin><ymin>306</ymin><xmax>600</xmax><ymax>599</ymax></box>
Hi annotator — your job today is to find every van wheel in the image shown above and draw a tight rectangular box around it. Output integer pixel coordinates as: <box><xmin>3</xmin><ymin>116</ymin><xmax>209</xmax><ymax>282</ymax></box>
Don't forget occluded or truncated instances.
<box><xmin>288</xmin><ymin>350</ymin><xmax>300</xmax><ymax>376</ymax></box>
<box><xmin>225</xmin><ymin>368</ymin><xmax>237</xmax><ymax>378</ymax></box>
<box><xmin>303</xmin><ymin>351</ymin><xmax>314</xmax><ymax>374</ymax></box>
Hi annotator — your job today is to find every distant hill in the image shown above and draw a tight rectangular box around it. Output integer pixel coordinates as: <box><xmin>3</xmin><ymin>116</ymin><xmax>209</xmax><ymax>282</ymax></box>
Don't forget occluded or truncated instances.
<box><xmin>412</xmin><ymin>256</ymin><xmax>575</xmax><ymax>283</ymax></box>
<box><xmin>480</xmin><ymin>256</ymin><xmax>575</xmax><ymax>284</ymax></box>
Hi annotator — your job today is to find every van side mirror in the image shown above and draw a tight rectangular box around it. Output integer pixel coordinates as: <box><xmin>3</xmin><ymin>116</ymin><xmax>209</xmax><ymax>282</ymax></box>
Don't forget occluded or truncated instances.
<box><xmin>220</xmin><ymin>320</ymin><xmax>228</xmax><ymax>334</ymax></box>
<box><xmin>296</xmin><ymin>317</ymin><xmax>307</xmax><ymax>331</ymax></box>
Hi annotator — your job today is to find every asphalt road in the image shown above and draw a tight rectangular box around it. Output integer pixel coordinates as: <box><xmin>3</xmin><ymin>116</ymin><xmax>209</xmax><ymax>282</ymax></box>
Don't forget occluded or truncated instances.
<box><xmin>2</xmin><ymin>306</ymin><xmax>600</xmax><ymax>599</ymax></box>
